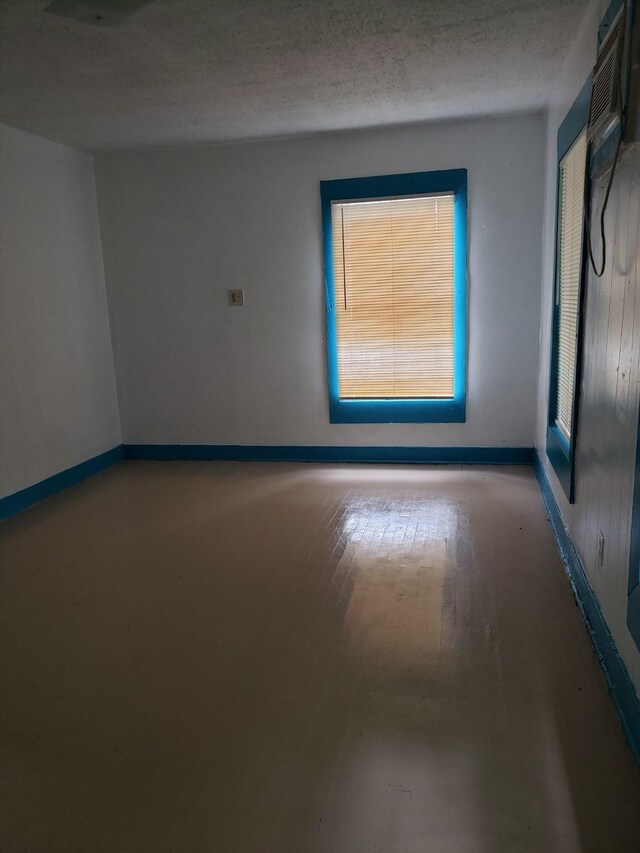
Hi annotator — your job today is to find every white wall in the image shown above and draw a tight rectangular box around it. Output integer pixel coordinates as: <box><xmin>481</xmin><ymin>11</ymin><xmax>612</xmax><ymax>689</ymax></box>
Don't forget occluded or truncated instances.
<box><xmin>537</xmin><ymin>0</ymin><xmax>640</xmax><ymax>693</ymax></box>
<box><xmin>0</xmin><ymin>123</ymin><xmax>121</xmax><ymax>499</ymax></box>
<box><xmin>95</xmin><ymin>113</ymin><xmax>545</xmax><ymax>448</ymax></box>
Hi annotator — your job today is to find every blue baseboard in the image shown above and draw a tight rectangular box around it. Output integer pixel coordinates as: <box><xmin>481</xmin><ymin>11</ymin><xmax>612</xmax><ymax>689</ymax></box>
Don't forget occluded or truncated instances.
<box><xmin>0</xmin><ymin>446</ymin><xmax>124</xmax><ymax>523</ymax></box>
<box><xmin>0</xmin><ymin>444</ymin><xmax>535</xmax><ymax>523</ymax></box>
<box><xmin>534</xmin><ymin>453</ymin><xmax>640</xmax><ymax>766</ymax></box>
<box><xmin>122</xmin><ymin>444</ymin><xmax>535</xmax><ymax>465</ymax></box>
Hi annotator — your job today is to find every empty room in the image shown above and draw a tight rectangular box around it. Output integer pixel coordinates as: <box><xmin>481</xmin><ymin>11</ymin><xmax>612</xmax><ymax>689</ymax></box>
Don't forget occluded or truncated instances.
<box><xmin>2</xmin><ymin>0</ymin><xmax>640</xmax><ymax>850</ymax></box>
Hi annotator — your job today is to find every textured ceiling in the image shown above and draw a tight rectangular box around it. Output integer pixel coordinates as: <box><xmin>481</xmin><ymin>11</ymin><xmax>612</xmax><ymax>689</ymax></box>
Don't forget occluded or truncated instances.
<box><xmin>0</xmin><ymin>0</ymin><xmax>590</xmax><ymax>152</ymax></box>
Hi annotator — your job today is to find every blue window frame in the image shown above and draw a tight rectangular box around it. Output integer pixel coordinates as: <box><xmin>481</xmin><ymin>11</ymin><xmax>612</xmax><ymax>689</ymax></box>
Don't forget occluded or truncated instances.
<box><xmin>546</xmin><ymin>76</ymin><xmax>592</xmax><ymax>502</ymax></box>
<box><xmin>320</xmin><ymin>169</ymin><xmax>467</xmax><ymax>424</ymax></box>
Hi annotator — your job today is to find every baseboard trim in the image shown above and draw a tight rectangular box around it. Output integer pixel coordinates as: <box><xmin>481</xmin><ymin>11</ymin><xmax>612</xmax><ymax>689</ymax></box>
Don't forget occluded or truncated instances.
<box><xmin>534</xmin><ymin>452</ymin><xmax>640</xmax><ymax>766</ymax></box>
<box><xmin>122</xmin><ymin>444</ymin><xmax>535</xmax><ymax>465</ymax></box>
<box><xmin>0</xmin><ymin>444</ymin><xmax>536</xmax><ymax>523</ymax></box>
<box><xmin>0</xmin><ymin>446</ymin><xmax>124</xmax><ymax>523</ymax></box>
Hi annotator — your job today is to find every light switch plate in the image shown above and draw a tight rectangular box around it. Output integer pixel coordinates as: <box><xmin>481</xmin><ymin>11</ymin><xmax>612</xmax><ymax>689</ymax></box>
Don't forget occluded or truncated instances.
<box><xmin>228</xmin><ymin>289</ymin><xmax>244</xmax><ymax>306</ymax></box>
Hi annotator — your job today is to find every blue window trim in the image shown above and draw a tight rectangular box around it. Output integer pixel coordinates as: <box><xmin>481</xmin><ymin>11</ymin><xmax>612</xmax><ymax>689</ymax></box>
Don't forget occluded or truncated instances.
<box><xmin>598</xmin><ymin>0</ymin><xmax>624</xmax><ymax>43</ymax></box>
<box><xmin>320</xmin><ymin>169</ymin><xmax>467</xmax><ymax>424</ymax></box>
<box><xmin>545</xmin><ymin>76</ymin><xmax>592</xmax><ymax>502</ymax></box>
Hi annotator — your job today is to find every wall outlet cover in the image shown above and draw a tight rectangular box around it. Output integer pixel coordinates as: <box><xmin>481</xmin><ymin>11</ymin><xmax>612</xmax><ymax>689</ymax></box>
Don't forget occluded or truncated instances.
<box><xmin>228</xmin><ymin>289</ymin><xmax>244</xmax><ymax>306</ymax></box>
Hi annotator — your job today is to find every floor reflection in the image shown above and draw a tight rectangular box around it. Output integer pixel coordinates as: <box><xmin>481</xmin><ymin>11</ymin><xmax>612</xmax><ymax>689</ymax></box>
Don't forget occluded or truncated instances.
<box><xmin>0</xmin><ymin>463</ymin><xmax>639</xmax><ymax>851</ymax></box>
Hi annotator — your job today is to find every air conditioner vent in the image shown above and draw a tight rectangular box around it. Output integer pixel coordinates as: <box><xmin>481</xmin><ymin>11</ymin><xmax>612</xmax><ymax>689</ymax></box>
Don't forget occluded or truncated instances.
<box><xmin>588</xmin><ymin>11</ymin><xmax>624</xmax><ymax>141</ymax></box>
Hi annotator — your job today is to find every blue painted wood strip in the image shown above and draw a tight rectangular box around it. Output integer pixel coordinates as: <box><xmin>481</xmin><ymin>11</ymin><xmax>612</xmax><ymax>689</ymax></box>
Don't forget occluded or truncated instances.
<box><xmin>628</xmin><ymin>584</ymin><xmax>640</xmax><ymax>652</ymax></box>
<box><xmin>0</xmin><ymin>446</ymin><xmax>124</xmax><ymax>523</ymax></box>
<box><xmin>545</xmin><ymin>425</ymin><xmax>573</xmax><ymax>502</ymax></box>
<box><xmin>123</xmin><ymin>445</ymin><xmax>534</xmax><ymax>465</ymax></box>
<box><xmin>534</xmin><ymin>453</ymin><xmax>640</xmax><ymax>766</ymax></box>
<box><xmin>598</xmin><ymin>0</ymin><xmax>624</xmax><ymax>44</ymax></box>
<box><xmin>557</xmin><ymin>75</ymin><xmax>592</xmax><ymax>161</ymax></box>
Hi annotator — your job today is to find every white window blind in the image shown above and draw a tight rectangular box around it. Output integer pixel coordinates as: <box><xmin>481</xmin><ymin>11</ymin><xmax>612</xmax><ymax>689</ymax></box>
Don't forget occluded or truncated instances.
<box><xmin>555</xmin><ymin>130</ymin><xmax>587</xmax><ymax>442</ymax></box>
<box><xmin>331</xmin><ymin>194</ymin><xmax>455</xmax><ymax>400</ymax></box>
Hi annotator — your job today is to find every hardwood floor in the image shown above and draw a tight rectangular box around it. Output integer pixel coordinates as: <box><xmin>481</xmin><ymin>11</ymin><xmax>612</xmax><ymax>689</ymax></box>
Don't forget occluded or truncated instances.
<box><xmin>0</xmin><ymin>462</ymin><xmax>639</xmax><ymax>852</ymax></box>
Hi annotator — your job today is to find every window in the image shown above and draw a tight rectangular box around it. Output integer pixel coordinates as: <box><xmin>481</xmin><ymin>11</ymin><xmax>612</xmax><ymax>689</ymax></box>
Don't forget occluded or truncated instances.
<box><xmin>555</xmin><ymin>130</ymin><xmax>588</xmax><ymax>443</ymax></box>
<box><xmin>320</xmin><ymin>170</ymin><xmax>467</xmax><ymax>424</ymax></box>
<box><xmin>546</xmin><ymin>77</ymin><xmax>591</xmax><ymax>502</ymax></box>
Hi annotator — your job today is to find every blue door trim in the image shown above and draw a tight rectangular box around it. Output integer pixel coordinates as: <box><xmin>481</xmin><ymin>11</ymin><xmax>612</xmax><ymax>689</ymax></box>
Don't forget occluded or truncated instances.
<box><xmin>0</xmin><ymin>446</ymin><xmax>124</xmax><ymax>523</ymax></box>
<box><xmin>535</xmin><ymin>453</ymin><xmax>640</xmax><ymax>765</ymax></box>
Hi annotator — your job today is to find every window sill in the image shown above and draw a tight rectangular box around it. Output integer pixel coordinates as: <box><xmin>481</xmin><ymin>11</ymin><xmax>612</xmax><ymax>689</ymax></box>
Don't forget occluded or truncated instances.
<box><xmin>329</xmin><ymin>398</ymin><xmax>466</xmax><ymax>424</ymax></box>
